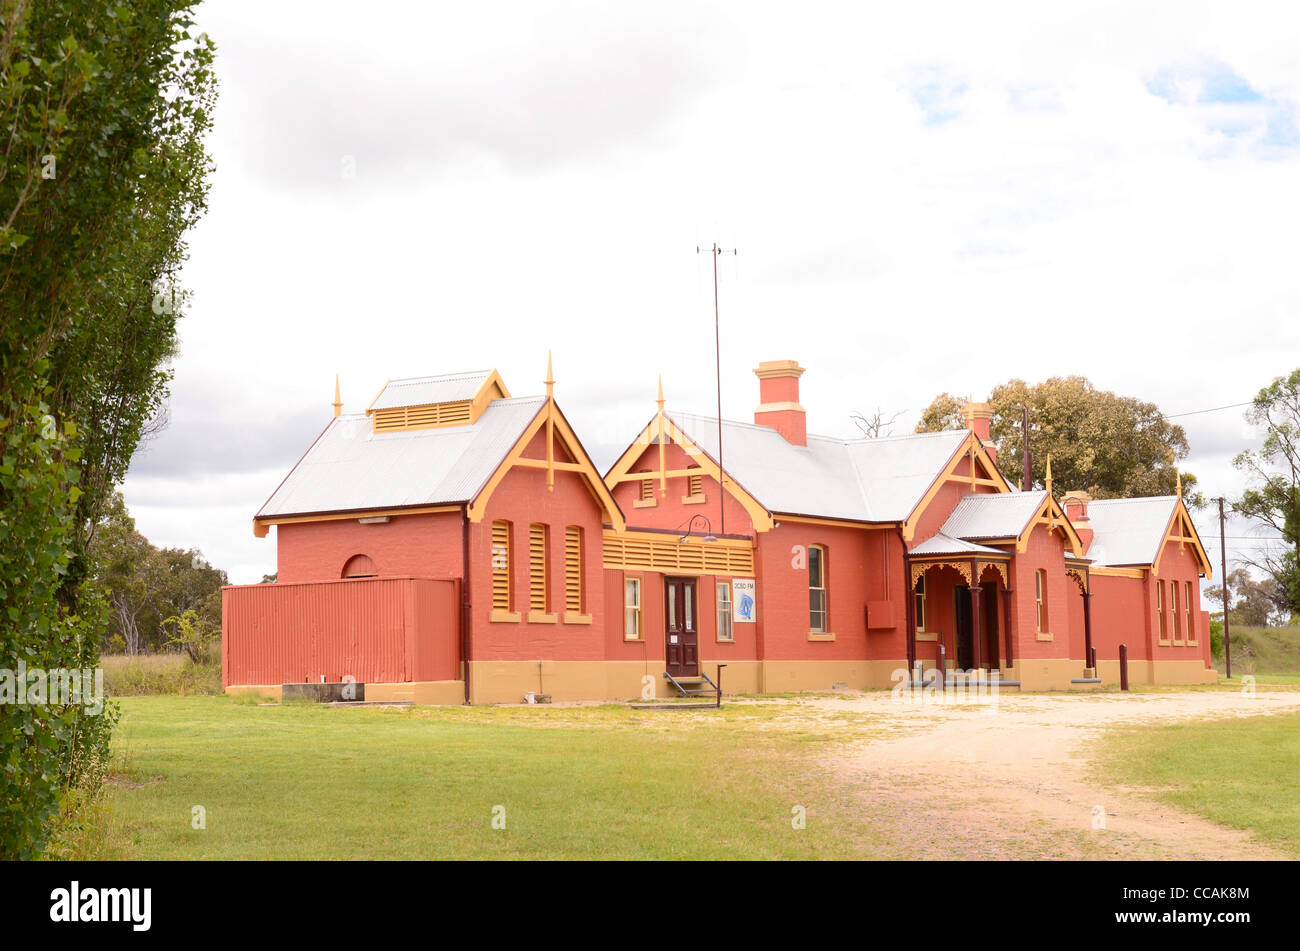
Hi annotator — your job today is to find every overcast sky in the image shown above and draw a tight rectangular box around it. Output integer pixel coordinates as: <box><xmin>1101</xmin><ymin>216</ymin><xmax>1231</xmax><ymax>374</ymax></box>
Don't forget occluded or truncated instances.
<box><xmin>121</xmin><ymin>0</ymin><xmax>1300</xmax><ymax>584</ymax></box>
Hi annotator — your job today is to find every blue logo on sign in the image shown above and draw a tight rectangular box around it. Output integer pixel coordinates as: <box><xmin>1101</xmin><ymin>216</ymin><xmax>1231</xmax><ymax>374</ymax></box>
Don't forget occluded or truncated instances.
<box><xmin>738</xmin><ymin>593</ymin><xmax>754</xmax><ymax>620</ymax></box>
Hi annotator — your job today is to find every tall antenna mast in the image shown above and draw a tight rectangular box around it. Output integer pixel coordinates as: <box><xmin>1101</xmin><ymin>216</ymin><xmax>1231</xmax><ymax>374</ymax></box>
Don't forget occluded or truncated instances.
<box><xmin>698</xmin><ymin>242</ymin><xmax>737</xmax><ymax>537</ymax></box>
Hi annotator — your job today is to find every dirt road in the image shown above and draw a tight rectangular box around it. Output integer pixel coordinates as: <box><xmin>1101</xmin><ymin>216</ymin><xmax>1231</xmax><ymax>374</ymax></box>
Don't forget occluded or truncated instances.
<box><xmin>805</xmin><ymin>687</ymin><xmax>1300</xmax><ymax>860</ymax></box>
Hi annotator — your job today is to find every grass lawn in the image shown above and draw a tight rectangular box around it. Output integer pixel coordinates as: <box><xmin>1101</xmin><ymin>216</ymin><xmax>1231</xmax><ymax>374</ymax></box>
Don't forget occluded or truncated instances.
<box><xmin>70</xmin><ymin>695</ymin><xmax>886</xmax><ymax>860</ymax></box>
<box><xmin>101</xmin><ymin>652</ymin><xmax>222</xmax><ymax>696</ymax></box>
<box><xmin>1095</xmin><ymin>710</ymin><xmax>1300</xmax><ymax>857</ymax></box>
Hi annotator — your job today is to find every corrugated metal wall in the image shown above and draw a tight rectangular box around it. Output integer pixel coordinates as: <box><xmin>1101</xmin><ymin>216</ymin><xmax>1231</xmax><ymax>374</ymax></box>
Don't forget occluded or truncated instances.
<box><xmin>222</xmin><ymin>577</ymin><xmax>460</xmax><ymax>687</ymax></box>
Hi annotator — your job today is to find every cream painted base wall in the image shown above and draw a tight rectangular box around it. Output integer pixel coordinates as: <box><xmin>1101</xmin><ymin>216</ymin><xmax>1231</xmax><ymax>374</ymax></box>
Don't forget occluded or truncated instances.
<box><xmin>224</xmin><ymin>657</ymin><xmax>1217</xmax><ymax>704</ymax></box>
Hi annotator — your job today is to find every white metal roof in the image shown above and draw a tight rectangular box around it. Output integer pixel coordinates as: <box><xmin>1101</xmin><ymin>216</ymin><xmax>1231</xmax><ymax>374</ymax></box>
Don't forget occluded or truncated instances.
<box><xmin>940</xmin><ymin>491</ymin><xmax>1048</xmax><ymax>540</ymax></box>
<box><xmin>368</xmin><ymin>370</ymin><xmax>495</xmax><ymax>411</ymax></box>
<box><xmin>257</xmin><ymin>396</ymin><xmax>546</xmax><ymax>519</ymax></box>
<box><xmin>909</xmin><ymin>532</ymin><xmax>1007</xmax><ymax>556</ymax></box>
<box><xmin>665</xmin><ymin>413</ymin><xmax>978</xmax><ymax>523</ymax></box>
<box><xmin>1081</xmin><ymin>496</ymin><xmax>1178</xmax><ymax>567</ymax></box>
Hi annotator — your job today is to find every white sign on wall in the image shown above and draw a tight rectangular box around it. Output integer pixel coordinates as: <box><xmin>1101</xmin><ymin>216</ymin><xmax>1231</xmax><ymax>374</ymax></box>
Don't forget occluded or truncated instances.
<box><xmin>732</xmin><ymin>578</ymin><xmax>756</xmax><ymax>623</ymax></box>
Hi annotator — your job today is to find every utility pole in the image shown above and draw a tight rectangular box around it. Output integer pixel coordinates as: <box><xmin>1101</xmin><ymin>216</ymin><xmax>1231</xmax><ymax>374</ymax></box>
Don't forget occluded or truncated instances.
<box><xmin>1021</xmin><ymin>405</ymin><xmax>1032</xmax><ymax>492</ymax></box>
<box><xmin>1217</xmin><ymin>497</ymin><xmax>1231</xmax><ymax>679</ymax></box>
<box><xmin>697</xmin><ymin>243</ymin><xmax>736</xmax><ymax>537</ymax></box>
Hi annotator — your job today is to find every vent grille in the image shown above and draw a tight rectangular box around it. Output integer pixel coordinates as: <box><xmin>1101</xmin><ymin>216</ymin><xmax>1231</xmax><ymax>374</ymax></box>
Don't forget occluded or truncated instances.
<box><xmin>565</xmin><ymin>526</ymin><xmax>583</xmax><ymax>614</ymax></box>
<box><xmin>372</xmin><ymin>400</ymin><xmax>473</xmax><ymax>433</ymax></box>
<box><xmin>688</xmin><ymin>472</ymin><xmax>702</xmax><ymax>496</ymax></box>
<box><xmin>491</xmin><ymin>520</ymin><xmax>511</xmax><ymax>612</ymax></box>
<box><xmin>529</xmin><ymin>523</ymin><xmax>548</xmax><ymax>613</ymax></box>
<box><xmin>603</xmin><ymin>533</ymin><xmax>753</xmax><ymax>574</ymax></box>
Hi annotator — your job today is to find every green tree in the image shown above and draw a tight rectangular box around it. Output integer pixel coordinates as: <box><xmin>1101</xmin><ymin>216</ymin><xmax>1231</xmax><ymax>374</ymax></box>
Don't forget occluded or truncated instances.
<box><xmin>160</xmin><ymin>608</ymin><xmax>217</xmax><ymax>664</ymax></box>
<box><xmin>915</xmin><ymin>377</ymin><xmax>1199</xmax><ymax>504</ymax></box>
<box><xmin>1233</xmin><ymin>368</ymin><xmax>1300</xmax><ymax>614</ymax></box>
<box><xmin>157</xmin><ymin>547</ymin><xmax>227</xmax><ymax>638</ymax></box>
<box><xmin>0</xmin><ymin>0</ymin><xmax>215</xmax><ymax>857</ymax></box>
<box><xmin>90</xmin><ymin>492</ymin><xmax>227</xmax><ymax>654</ymax></box>
<box><xmin>1202</xmin><ymin>568</ymin><xmax>1286</xmax><ymax>627</ymax></box>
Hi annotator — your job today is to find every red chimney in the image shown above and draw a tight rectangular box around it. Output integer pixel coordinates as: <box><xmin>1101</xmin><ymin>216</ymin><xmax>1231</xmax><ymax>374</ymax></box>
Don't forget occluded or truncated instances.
<box><xmin>963</xmin><ymin>400</ymin><xmax>996</xmax><ymax>464</ymax></box>
<box><xmin>754</xmin><ymin>360</ymin><xmax>807</xmax><ymax>446</ymax></box>
<box><xmin>1063</xmin><ymin>490</ymin><xmax>1093</xmax><ymax>553</ymax></box>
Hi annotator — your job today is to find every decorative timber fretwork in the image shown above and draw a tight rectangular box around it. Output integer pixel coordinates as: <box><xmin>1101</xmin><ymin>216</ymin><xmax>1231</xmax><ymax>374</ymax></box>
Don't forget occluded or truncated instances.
<box><xmin>1066</xmin><ymin>567</ymin><xmax>1089</xmax><ymax>594</ymax></box>
<box><xmin>910</xmin><ymin>561</ymin><xmax>973</xmax><ymax>588</ymax></box>
<box><xmin>980</xmin><ymin>561</ymin><xmax>1009</xmax><ymax>588</ymax></box>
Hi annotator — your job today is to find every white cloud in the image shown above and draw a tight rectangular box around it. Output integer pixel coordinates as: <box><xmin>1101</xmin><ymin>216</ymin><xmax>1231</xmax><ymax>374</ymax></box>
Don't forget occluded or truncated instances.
<box><xmin>122</xmin><ymin>0</ymin><xmax>1300</xmax><ymax>582</ymax></box>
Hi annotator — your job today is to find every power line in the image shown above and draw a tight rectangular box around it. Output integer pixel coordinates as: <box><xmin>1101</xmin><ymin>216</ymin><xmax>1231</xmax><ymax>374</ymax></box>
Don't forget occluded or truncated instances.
<box><xmin>1162</xmin><ymin>401</ymin><xmax>1252</xmax><ymax>420</ymax></box>
<box><xmin>1199</xmin><ymin>534</ymin><xmax>1284</xmax><ymax>540</ymax></box>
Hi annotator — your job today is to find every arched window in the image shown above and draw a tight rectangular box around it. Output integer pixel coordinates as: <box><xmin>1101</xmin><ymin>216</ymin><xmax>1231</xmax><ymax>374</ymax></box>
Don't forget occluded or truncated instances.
<box><xmin>341</xmin><ymin>554</ymin><xmax>377</xmax><ymax>578</ymax></box>
<box><xmin>809</xmin><ymin>545</ymin><xmax>828</xmax><ymax>633</ymax></box>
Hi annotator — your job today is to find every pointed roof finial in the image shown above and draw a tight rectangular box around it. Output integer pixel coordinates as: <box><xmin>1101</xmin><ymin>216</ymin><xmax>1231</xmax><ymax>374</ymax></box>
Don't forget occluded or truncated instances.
<box><xmin>1045</xmin><ymin>453</ymin><xmax>1053</xmax><ymax>495</ymax></box>
<box><xmin>545</xmin><ymin>351</ymin><xmax>555</xmax><ymax>399</ymax></box>
<box><xmin>1176</xmin><ymin>469</ymin><xmax>1183</xmax><ymax>500</ymax></box>
<box><xmin>333</xmin><ymin>374</ymin><xmax>342</xmax><ymax>418</ymax></box>
<box><xmin>656</xmin><ymin>375</ymin><xmax>665</xmax><ymax>414</ymax></box>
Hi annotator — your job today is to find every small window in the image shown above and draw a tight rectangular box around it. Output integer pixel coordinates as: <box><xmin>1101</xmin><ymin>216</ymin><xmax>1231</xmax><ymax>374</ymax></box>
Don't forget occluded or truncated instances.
<box><xmin>1035</xmin><ymin>570</ymin><xmax>1047</xmax><ymax>633</ymax></box>
<box><xmin>915</xmin><ymin>574</ymin><xmax>927</xmax><ymax>631</ymax></box>
<box><xmin>809</xmin><ymin>545</ymin><xmax>828</xmax><ymax>633</ymax></box>
<box><xmin>342</xmin><ymin>554</ymin><xmax>377</xmax><ymax>578</ymax></box>
<box><xmin>624</xmin><ymin>578</ymin><xmax>642</xmax><ymax>640</ymax></box>
<box><xmin>529</xmin><ymin>523</ymin><xmax>549</xmax><ymax>614</ymax></box>
<box><xmin>1185</xmin><ymin>581</ymin><xmax>1195</xmax><ymax>642</ymax></box>
<box><xmin>716</xmin><ymin>582</ymin><xmax>734</xmax><ymax>642</ymax></box>
<box><xmin>1157</xmin><ymin>581</ymin><xmax>1167</xmax><ymax>640</ymax></box>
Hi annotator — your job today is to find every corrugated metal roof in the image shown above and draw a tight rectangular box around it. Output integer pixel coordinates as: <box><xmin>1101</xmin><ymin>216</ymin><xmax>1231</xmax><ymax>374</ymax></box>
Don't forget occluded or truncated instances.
<box><xmin>1082</xmin><ymin>496</ymin><xmax>1178</xmax><ymax>567</ymax></box>
<box><xmin>666</xmin><ymin>413</ymin><xmax>978</xmax><ymax>522</ymax></box>
<box><xmin>940</xmin><ymin>491</ymin><xmax>1047</xmax><ymax>540</ymax></box>
<box><xmin>909</xmin><ymin>532</ymin><xmax>1007</xmax><ymax>556</ymax></box>
<box><xmin>369</xmin><ymin>370</ymin><xmax>494</xmax><ymax>411</ymax></box>
<box><xmin>257</xmin><ymin>396</ymin><xmax>545</xmax><ymax>519</ymax></box>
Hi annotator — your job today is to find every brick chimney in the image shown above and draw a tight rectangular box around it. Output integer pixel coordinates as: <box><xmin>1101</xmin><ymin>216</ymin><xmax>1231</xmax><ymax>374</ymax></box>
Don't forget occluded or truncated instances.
<box><xmin>962</xmin><ymin>400</ymin><xmax>996</xmax><ymax>464</ymax></box>
<box><xmin>1062</xmin><ymin>490</ymin><xmax>1093</xmax><ymax>553</ymax></box>
<box><xmin>754</xmin><ymin>360</ymin><xmax>807</xmax><ymax>446</ymax></box>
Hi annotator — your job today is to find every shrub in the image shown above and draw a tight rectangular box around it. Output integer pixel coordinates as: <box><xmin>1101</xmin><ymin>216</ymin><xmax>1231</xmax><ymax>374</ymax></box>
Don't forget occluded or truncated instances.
<box><xmin>1210</xmin><ymin>618</ymin><xmax>1224</xmax><ymax>659</ymax></box>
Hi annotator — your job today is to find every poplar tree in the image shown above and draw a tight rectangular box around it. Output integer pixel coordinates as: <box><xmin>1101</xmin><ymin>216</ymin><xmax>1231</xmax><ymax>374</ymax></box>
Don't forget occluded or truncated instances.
<box><xmin>0</xmin><ymin>0</ymin><xmax>215</xmax><ymax>857</ymax></box>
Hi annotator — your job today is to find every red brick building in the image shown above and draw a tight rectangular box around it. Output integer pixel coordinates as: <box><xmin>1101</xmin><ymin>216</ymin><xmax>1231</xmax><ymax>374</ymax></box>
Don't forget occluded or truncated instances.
<box><xmin>222</xmin><ymin>359</ymin><xmax>1216</xmax><ymax>702</ymax></box>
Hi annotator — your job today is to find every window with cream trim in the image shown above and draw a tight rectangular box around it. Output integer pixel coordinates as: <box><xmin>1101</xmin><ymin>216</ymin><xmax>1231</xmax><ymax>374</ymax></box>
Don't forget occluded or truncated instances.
<box><xmin>809</xmin><ymin>545</ymin><xmax>828</xmax><ymax>633</ymax></box>
<box><xmin>624</xmin><ymin>577</ymin><xmax>642</xmax><ymax>640</ymax></box>
<box><xmin>1157</xmin><ymin>581</ymin><xmax>1167</xmax><ymax>640</ymax></box>
<box><xmin>1035</xmin><ymin>570</ymin><xmax>1047</xmax><ymax>633</ymax></box>
<box><xmin>1172</xmin><ymin>580</ymin><xmax>1182</xmax><ymax>640</ymax></box>
<box><xmin>915</xmin><ymin>574</ymin><xmax>927</xmax><ymax>631</ymax></box>
<box><xmin>716</xmin><ymin>582</ymin><xmax>734</xmax><ymax>641</ymax></box>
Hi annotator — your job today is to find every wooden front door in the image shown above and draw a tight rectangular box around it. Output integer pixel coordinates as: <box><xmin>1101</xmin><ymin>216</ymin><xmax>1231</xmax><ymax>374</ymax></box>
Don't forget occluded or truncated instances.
<box><xmin>981</xmin><ymin>581</ymin><xmax>1000</xmax><ymax>668</ymax></box>
<box><xmin>955</xmin><ymin>587</ymin><xmax>973</xmax><ymax>669</ymax></box>
<box><xmin>664</xmin><ymin>577</ymin><xmax>699</xmax><ymax>677</ymax></box>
